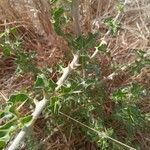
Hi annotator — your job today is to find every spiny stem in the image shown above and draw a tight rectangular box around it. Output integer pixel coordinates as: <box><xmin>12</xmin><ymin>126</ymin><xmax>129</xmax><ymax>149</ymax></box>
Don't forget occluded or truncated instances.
<box><xmin>7</xmin><ymin>52</ymin><xmax>80</xmax><ymax>150</ymax></box>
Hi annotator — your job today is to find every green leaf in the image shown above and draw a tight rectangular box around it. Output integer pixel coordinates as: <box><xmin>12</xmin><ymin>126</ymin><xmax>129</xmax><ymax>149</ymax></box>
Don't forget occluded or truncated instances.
<box><xmin>2</xmin><ymin>46</ymin><xmax>11</xmax><ymax>56</ymax></box>
<box><xmin>9</xmin><ymin>105</ymin><xmax>18</xmax><ymax>116</ymax></box>
<box><xmin>15</xmin><ymin>51</ymin><xmax>39</xmax><ymax>74</ymax></box>
<box><xmin>48</xmin><ymin>79</ymin><xmax>57</xmax><ymax>92</ymax></box>
<box><xmin>2</xmin><ymin>104</ymin><xmax>18</xmax><ymax>117</ymax></box>
<box><xmin>0</xmin><ymin>130</ymin><xmax>8</xmax><ymax>138</ymax></box>
<box><xmin>50</xmin><ymin>97</ymin><xmax>61</xmax><ymax>114</ymax></box>
<box><xmin>112</xmin><ymin>89</ymin><xmax>127</xmax><ymax>103</ymax></box>
<box><xmin>96</xmin><ymin>41</ymin><xmax>107</xmax><ymax>53</ymax></box>
<box><xmin>66</xmin><ymin>32</ymin><xmax>98</xmax><ymax>52</ymax></box>
<box><xmin>53</xmin><ymin>7</ymin><xmax>64</xmax><ymax>20</ymax></box>
<box><xmin>131</xmin><ymin>83</ymin><xmax>142</xmax><ymax>98</ymax></box>
<box><xmin>0</xmin><ymin>27</ymin><xmax>17</xmax><ymax>38</ymax></box>
<box><xmin>0</xmin><ymin>140</ymin><xmax>6</xmax><ymax>148</ymax></box>
<box><xmin>136</xmin><ymin>49</ymin><xmax>146</xmax><ymax>58</ymax></box>
<box><xmin>0</xmin><ymin>130</ymin><xmax>12</xmax><ymax>148</ymax></box>
<box><xmin>68</xmin><ymin>36</ymin><xmax>84</xmax><ymax>51</ymax></box>
<box><xmin>34</xmin><ymin>74</ymin><xmax>56</xmax><ymax>91</ymax></box>
<box><xmin>0</xmin><ymin>119</ymin><xmax>15</xmax><ymax>130</ymax></box>
<box><xmin>0</xmin><ymin>111</ymin><xmax>4</xmax><ymax>118</ymax></box>
<box><xmin>20</xmin><ymin>115</ymin><xmax>32</xmax><ymax>126</ymax></box>
<box><xmin>116</xmin><ymin>2</ymin><xmax>124</xmax><ymax>12</ymax></box>
<box><xmin>34</xmin><ymin>74</ymin><xmax>46</xmax><ymax>88</ymax></box>
<box><xmin>76</xmin><ymin>36</ymin><xmax>85</xmax><ymax>50</ymax></box>
<box><xmin>104</xmin><ymin>18</ymin><xmax>120</xmax><ymax>35</ymax></box>
<box><xmin>9</xmin><ymin>93</ymin><xmax>28</xmax><ymax>104</ymax></box>
<box><xmin>84</xmin><ymin>32</ymin><xmax>98</xmax><ymax>50</ymax></box>
<box><xmin>52</xmin><ymin>7</ymin><xmax>65</xmax><ymax>35</ymax></box>
<box><xmin>114</xmin><ymin>105</ymin><xmax>145</xmax><ymax>130</ymax></box>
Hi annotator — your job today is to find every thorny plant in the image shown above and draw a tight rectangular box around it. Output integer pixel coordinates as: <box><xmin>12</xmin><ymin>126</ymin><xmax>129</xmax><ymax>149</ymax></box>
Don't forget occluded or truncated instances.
<box><xmin>0</xmin><ymin>0</ymin><xmax>150</xmax><ymax>150</ymax></box>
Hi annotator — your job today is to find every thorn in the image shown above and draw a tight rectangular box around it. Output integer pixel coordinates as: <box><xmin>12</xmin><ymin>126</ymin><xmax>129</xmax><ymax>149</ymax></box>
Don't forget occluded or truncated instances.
<box><xmin>60</xmin><ymin>65</ymin><xmax>65</xmax><ymax>72</ymax></box>
<box><xmin>75</xmin><ymin>63</ymin><xmax>81</xmax><ymax>67</ymax></box>
<box><xmin>33</xmin><ymin>98</ymin><xmax>38</xmax><ymax>105</ymax></box>
<box><xmin>101</xmin><ymin>38</ymin><xmax>107</xmax><ymax>45</ymax></box>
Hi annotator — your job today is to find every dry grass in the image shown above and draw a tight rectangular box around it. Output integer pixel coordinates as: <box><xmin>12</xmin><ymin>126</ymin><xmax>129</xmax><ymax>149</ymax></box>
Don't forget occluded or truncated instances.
<box><xmin>0</xmin><ymin>0</ymin><xmax>70</xmax><ymax>95</ymax></box>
